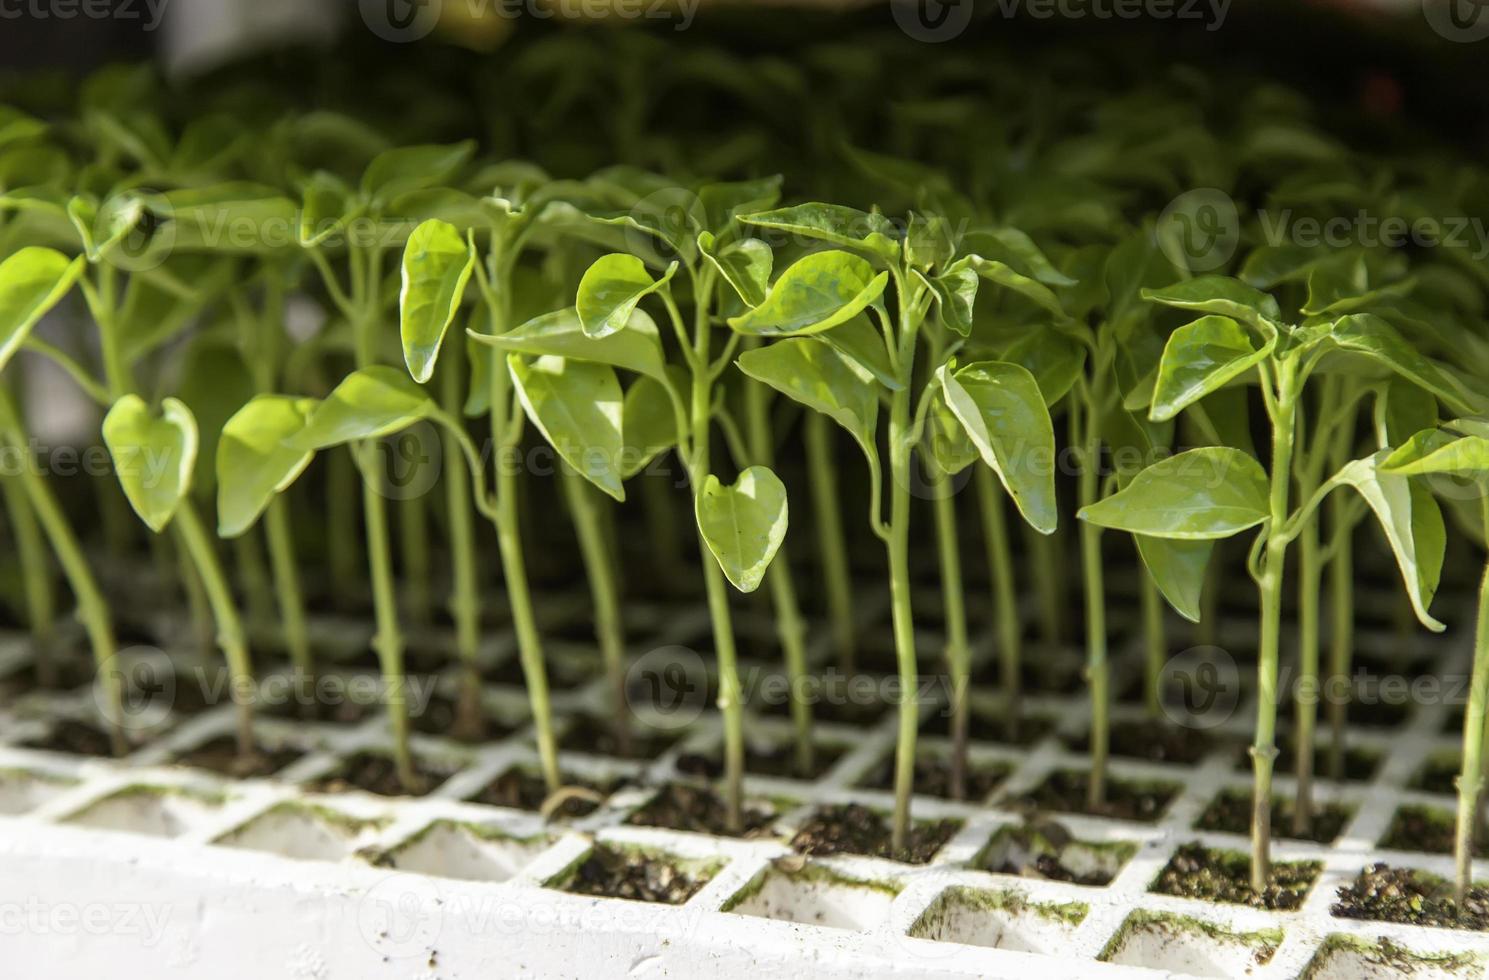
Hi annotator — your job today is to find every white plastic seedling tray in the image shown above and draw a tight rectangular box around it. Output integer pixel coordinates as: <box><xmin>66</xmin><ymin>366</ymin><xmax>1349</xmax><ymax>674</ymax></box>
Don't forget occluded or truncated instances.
<box><xmin>2</xmin><ymin>575</ymin><xmax>1488</xmax><ymax>979</ymax></box>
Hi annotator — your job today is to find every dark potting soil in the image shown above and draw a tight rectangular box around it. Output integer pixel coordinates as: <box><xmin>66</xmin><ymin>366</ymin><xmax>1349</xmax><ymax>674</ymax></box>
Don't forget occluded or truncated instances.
<box><xmin>755</xmin><ymin>676</ymin><xmax>890</xmax><ymax>725</ymax></box>
<box><xmin>560</xmin><ymin>844</ymin><xmax>713</xmax><ymax>905</ymax></box>
<box><xmin>1016</xmin><ymin>770</ymin><xmax>1179</xmax><ymax>823</ymax></box>
<box><xmin>410</xmin><ymin>693</ymin><xmax>513</xmax><ymax>742</ymax></box>
<box><xmin>789</xmin><ymin>804</ymin><xmax>961</xmax><ymax>865</ymax></box>
<box><xmin>1194</xmin><ymin>789</ymin><xmax>1353</xmax><ymax>844</ymax></box>
<box><xmin>1017</xmin><ymin>655</ymin><xmax>1085</xmax><ymax>696</ymax></box>
<box><xmin>472</xmin><ymin>768</ymin><xmax>616</xmax><ymax>819</ymax></box>
<box><xmin>920</xmin><ymin>708</ymin><xmax>1056</xmax><ymax>747</ymax></box>
<box><xmin>1235</xmin><ymin>738</ymin><xmax>1382</xmax><ymax>784</ymax></box>
<box><xmin>986</xmin><ymin>821</ymin><xmax>1128</xmax><ymax>886</ymax></box>
<box><xmin>1379</xmin><ymin>805</ymin><xmax>1489</xmax><ymax>859</ymax></box>
<box><xmin>484</xmin><ymin>654</ymin><xmax>589</xmax><ymax>691</ymax></box>
<box><xmin>1283</xmin><ymin>695</ymin><xmax>1411</xmax><ymax>729</ymax></box>
<box><xmin>173</xmin><ymin>737</ymin><xmax>303</xmax><ymax>778</ymax></box>
<box><xmin>23</xmin><ymin>657</ymin><xmax>98</xmax><ymax>692</ymax></box>
<box><xmin>1152</xmin><ymin>843</ymin><xmax>1320</xmax><ymax>911</ymax></box>
<box><xmin>626</xmin><ymin>783</ymin><xmax>778</xmax><ymax>838</ymax></box>
<box><xmin>674</xmin><ymin>741</ymin><xmax>845</xmax><ymax>782</ymax></box>
<box><xmin>1065</xmin><ymin>719</ymin><xmax>1217</xmax><ymax>765</ymax></box>
<box><xmin>1332</xmin><ymin>864</ymin><xmax>1489</xmax><ymax>930</ymax></box>
<box><xmin>559</xmin><ymin>714</ymin><xmax>675</xmax><ymax>761</ymax></box>
<box><xmin>306</xmin><ymin>752</ymin><xmax>450</xmax><ymax>797</ymax></box>
<box><xmin>21</xmin><ymin>719</ymin><xmax>123</xmax><ymax>757</ymax></box>
<box><xmin>1412</xmin><ymin>754</ymin><xmax>1462</xmax><ymax>796</ymax></box>
<box><xmin>858</xmin><ymin>753</ymin><xmax>1011</xmax><ymax>801</ymax></box>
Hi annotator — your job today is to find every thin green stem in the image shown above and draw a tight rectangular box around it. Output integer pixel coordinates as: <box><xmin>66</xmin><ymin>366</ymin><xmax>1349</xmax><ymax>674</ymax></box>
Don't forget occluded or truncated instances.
<box><xmin>1294</xmin><ymin>516</ymin><xmax>1322</xmax><ymax>835</ymax></box>
<box><xmin>975</xmin><ymin>466</ymin><xmax>1021</xmax><ymax>740</ymax></box>
<box><xmin>1141</xmin><ymin>570</ymin><xmax>1164</xmax><ymax>718</ymax></box>
<box><xmin>264</xmin><ymin>499</ymin><xmax>313</xmax><ymax>698</ymax></box>
<box><xmin>440</xmin><ymin>340</ymin><xmax>483</xmax><ymax>741</ymax></box>
<box><xmin>562</xmin><ymin>469</ymin><xmax>631</xmax><ymax>756</ymax></box>
<box><xmin>1078</xmin><ymin>392</ymin><xmax>1110</xmax><ymax>809</ymax></box>
<box><xmin>886</xmin><ymin>379</ymin><xmax>919</xmax><ymax>851</ymax></box>
<box><xmin>805</xmin><ymin>412</ymin><xmax>855</xmax><ymax>673</ymax></box>
<box><xmin>1455</xmin><ymin>557</ymin><xmax>1489</xmax><ymax>905</ymax></box>
<box><xmin>2</xmin><ymin>470</ymin><xmax>56</xmax><ymax>684</ymax></box>
<box><xmin>399</xmin><ymin>487</ymin><xmax>433</xmax><ymax>627</ymax></box>
<box><xmin>933</xmin><ymin>477</ymin><xmax>970</xmax><ymax>799</ymax></box>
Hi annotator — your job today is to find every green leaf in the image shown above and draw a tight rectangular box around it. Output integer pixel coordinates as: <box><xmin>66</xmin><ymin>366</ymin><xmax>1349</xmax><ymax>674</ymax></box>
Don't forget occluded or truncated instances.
<box><xmin>930</xmin><ymin>259</ymin><xmax>978</xmax><ymax>336</ymax></box>
<box><xmin>470</xmin><ymin>307</ymin><xmax>668</xmax><ymax>383</ymax></box>
<box><xmin>1000</xmin><ymin>328</ymin><xmax>1086</xmax><ymax>407</ymax></box>
<box><xmin>216</xmin><ymin>396</ymin><xmax>317</xmax><ymax>538</ymax></box>
<box><xmin>299</xmin><ymin>171</ymin><xmax>357</xmax><ymax>247</ymax></box>
<box><xmin>1378</xmin><ymin>377</ymin><xmax>1438</xmax><ymax>448</ymax></box>
<box><xmin>699</xmin><ymin>233</ymin><xmax>772</xmax><ymax>309</ymax></box>
<box><xmin>175</xmin><ymin>342</ymin><xmax>255</xmax><ymax>496</ymax></box>
<box><xmin>818</xmin><ymin>313</ymin><xmax>900</xmax><ymax>390</ymax></box>
<box><xmin>400</xmin><ymin>219</ymin><xmax>475</xmax><ymax>383</ymax></box>
<box><xmin>162</xmin><ymin>184</ymin><xmax>299</xmax><ymax>254</ymax></box>
<box><xmin>940</xmin><ymin>361</ymin><xmax>1058</xmax><ymax>534</ymax></box>
<box><xmin>576</xmin><ymin>253</ymin><xmax>675</xmax><ymax>339</ymax></box>
<box><xmin>620</xmin><ymin>372</ymin><xmax>683</xmax><ymax>480</ymax></box>
<box><xmin>923</xmin><ymin>386</ymin><xmax>978</xmax><ymax>477</ymax></box>
<box><xmin>736</xmin><ymin>338</ymin><xmax>879</xmax><ymax>466</ymax></box>
<box><xmin>1329</xmin><ymin>451</ymin><xmax>1446</xmax><ymax>631</ymax></box>
<box><xmin>1329</xmin><ymin>314</ymin><xmax>1477</xmax><ymax>416</ymax></box>
<box><xmin>101</xmin><ymin>395</ymin><xmax>198</xmax><ymax>534</ymax></box>
<box><xmin>361</xmin><ymin>141</ymin><xmax>475</xmax><ymax>208</ymax></box>
<box><xmin>67</xmin><ymin>193</ymin><xmax>147</xmax><ymax>263</ymax></box>
<box><xmin>695</xmin><ymin>465</ymin><xmax>789</xmax><ymax>593</ymax></box>
<box><xmin>738</xmin><ymin>203</ymin><xmax>899</xmax><ymax>259</ymax></box>
<box><xmin>0</xmin><ymin>247</ymin><xmax>83</xmax><ymax>374</ymax></box>
<box><xmin>509</xmin><ymin>355</ymin><xmax>625</xmax><ymax>502</ymax></box>
<box><xmin>1382</xmin><ymin>430</ymin><xmax>1489</xmax><ymax>478</ymax></box>
<box><xmin>1150</xmin><ymin>315</ymin><xmax>1270</xmax><ymax>422</ymax></box>
<box><xmin>1142</xmin><ymin>276</ymin><xmax>1283</xmax><ymax>335</ymax></box>
<box><xmin>963</xmin><ymin>255</ymin><xmax>1064</xmax><ymax>317</ymax></box>
<box><xmin>963</xmin><ymin>227</ymin><xmax>1077</xmax><ymax>287</ymax></box>
<box><xmin>289</xmin><ymin>366</ymin><xmax>438</xmax><ymax>451</ymax></box>
<box><xmin>1078</xmin><ymin>447</ymin><xmax>1270</xmax><ymax>539</ymax></box>
<box><xmin>1136</xmin><ymin>536</ymin><xmax>1213</xmax><ymax>623</ymax></box>
<box><xmin>728</xmin><ymin>250</ymin><xmax>888</xmax><ymax>337</ymax></box>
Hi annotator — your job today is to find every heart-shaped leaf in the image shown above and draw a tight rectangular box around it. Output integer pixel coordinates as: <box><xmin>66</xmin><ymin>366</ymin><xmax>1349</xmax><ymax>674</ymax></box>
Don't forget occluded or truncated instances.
<box><xmin>102</xmin><ymin>395</ymin><xmax>198</xmax><ymax>533</ymax></box>
<box><xmin>217</xmin><ymin>395</ymin><xmax>317</xmax><ymax>538</ymax></box>
<box><xmin>470</xmin><ymin>308</ymin><xmax>668</xmax><ymax>383</ymax></box>
<box><xmin>509</xmin><ymin>355</ymin><xmax>625</xmax><ymax>502</ymax></box>
<box><xmin>576</xmin><ymin>253</ymin><xmax>675</xmax><ymax>339</ymax></box>
<box><xmin>1150</xmin><ymin>315</ymin><xmax>1270</xmax><ymax>422</ymax></box>
<box><xmin>400</xmin><ymin>219</ymin><xmax>475</xmax><ymax>383</ymax></box>
<box><xmin>728</xmin><ymin>250</ymin><xmax>888</xmax><ymax>337</ymax></box>
<box><xmin>621</xmin><ymin>371</ymin><xmax>683</xmax><ymax>480</ymax></box>
<box><xmin>1078</xmin><ymin>447</ymin><xmax>1270</xmax><ymax>540</ymax></box>
<box><xmin>289</xmin><ymin>366</ymin><xmax>438</xmax><ymax>451</ymax></box>
<box><xmin>940</xmin><ymin>361</ymin><xmax>1059</xmax><ymax>534</ymax></box>
<box><xmin>699</xmin><ymin>233</ymin><xmax>772</xmax><ymax>309</ymax></box>
<box><xmin>1136</xmin><ymin>535</ymin><xmax>1213</xmax><ymax>623</ymax></box>
<box><xmin>0</xmin><ymin>247</ymin><xmax>84</xmax><ymax>375</ymax></box>
<box><xmin>930</xmin><ymin>258</ymin><xmax>978</xmax><ymax>336</ymax></box>
<box><xmin>736</xmin><ymin>338</ymin><xmax>879</xmax><ymax>467</ymax></box>
<box><xmin>695</xmin><ymin>465</ymin><xmax>789</xmax><ymax>593</ymax></box>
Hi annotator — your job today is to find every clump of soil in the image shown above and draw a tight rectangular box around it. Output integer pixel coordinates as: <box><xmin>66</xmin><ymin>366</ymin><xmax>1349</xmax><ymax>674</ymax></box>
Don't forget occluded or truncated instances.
<box><xmin>789</xmin><ymin>804</ymin><xmax>960</xmax><ymax>865</ymax></box>
<box><xmin>411</xmin><ymin>693</ymin><xmax>512</xmax><ymax>742</ymax></box>
<box><xmin>858</xmin><ymin>753</ymin><xmax>1011</xmax><ymax>801</ymax></box>
<box><xmin>1411</xmin><ymin>753</ymin><xmax>1461</xmax><ymax>795</ymax></box>
<box><xmin>921</xmin><ymin>708</ymin><xmax>1055</xmax><ymax>747</ymax></box>
<box><xmin>1195</xmin><ymin>789</ymin><xmax>1353</xmax><ymax>844</ymax></box>
<box><xmin>306</xmin><ymin>752</ymin><xmax>450</xmax><ymax>797</ymax></box>
<box><xmin>985</xmin><ymin>819</ymin><xmax>1132</xmax><ymax>887</ymax></box>
<box><xmin>1332</xmin><ymin>865</ymin><xmax>1489</xmax><ymax>931</ymax></box>
<box><xmin>20</xmin><ymin>719</ymin><xmax>124</xmax><ymax>757</ymax></box>
<box><xmin>1152</xmin><ymin>843</ymin><xmax>1319</xmax><ymax>911</ymax></box>
<box><xmin>1380</xmin><ymin>805</ymin><xmax>1489</xmax><ymax>859</ymax></box>
<box><xmin>472</xmin><ymin>768</ymin><xmax>615</xmax><ymax>820</ymax></box>
<box><xmin>626</xmin><ymin>783</ymin><xmax>778</xmax><ymax>838</ymax></box>
<box><xmin>1065</xmin><ymin>719</ymin><xmax>1217</xmax><ymax>765</ymax></box>
<box><xmin>559</xmin><ymin>714</ymin><xmax>675</xmax><ymax>761</ymax></box>
<box><xmin>1015</xmin><ymin>770</ymin><xmax>1178</xmax><ymax>822</ymax></box>
<box><xmin>674</xmin><ymin>741</ymin><xmax>844</xmax><ymax>781</ymax></box>
<box><xmin>173</xmin><ymin>737</ymin><xmax>303</xmax><ymax>778</ymax></box>
<box><xmin>560</xmin><ymin>845</ymin><xmax>713</xmax><ymax>905</ymax></box>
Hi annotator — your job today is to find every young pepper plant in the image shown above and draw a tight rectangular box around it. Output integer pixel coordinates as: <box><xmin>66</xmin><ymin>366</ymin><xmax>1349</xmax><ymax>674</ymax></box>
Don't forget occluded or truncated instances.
<box><xmin>735</xmin><ymin>203</ymin><xmax>1058</xmax><ymax>849</ymax></box>
<box><xmin>1083</xmin><ymin>276</ymin><xmax>1462</xmax><ymax>892</ymax></box>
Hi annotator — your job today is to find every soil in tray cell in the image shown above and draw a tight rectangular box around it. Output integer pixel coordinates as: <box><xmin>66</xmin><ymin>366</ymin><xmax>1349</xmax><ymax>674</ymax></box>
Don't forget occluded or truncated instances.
<box><xmin>674</xmin><ymin>740</ymin><xmax>845</xmax><ymax>781</ymax></box>
<box><xmin>626</xmin><ymin>783</ymin><xmax>779</xmax><ymax>838</ymax></box>
<box><xmin>471</xmin><ymin>767</ymin><xmax>619</xmax><ymax>820</ymax></box>
<box><xmin>789</xmin><ymin>804</ymin><xmax>961</xmax><ymax>865</ymax></box>
<box><xmin>1195</xmin><ymin>788</ymin><xmax>1353</xmax><ymax>845</ymax></box>
<box><xmin>755</xmin><ymin>675</ymin><xmax>890</xmax><ymax>725</ymax></box>
<box><xmin>558</xmin><ymin>713</ymin><xmax>676</xmax><ymax>761</ymax></box>
<box><xmin>1332</xmin><ymin>864</ymin><xmax>1489</xmax><ymax>930</ymax></box>
<box><xmin>559</xmin><ymin>844</ymin><xmax>715</xmax><ymax>905</ymax></box>
<box><xmin>857</xmin><ymin>752</ymin><xmax>1011</xmax><ymax>801</ymax></box>
<box><xmin>305</xmin><ymin>751</ymin><xmax>453</xmax><ymax>797</ymax></box>
<box><xmin>1410</xmin><ymin>752</ymin><xmax>1461</xmax><ymax>795</ymax></box>
<box><xmin>1064</xmin><ymin>718</ymin><xmax>1219</xmax><ymax>765</ymax></box>
<box><xmin>172</xmin><ymin>736</ymin><xmax>304</xmax><ymax>778</ymax></box>
<box><xmin>921</xmin><ymin>707</ymin><xmax>1056</xmax><ymax>747</ymax></box>
<box><xmin>1239</xmin><ymin>736</ymin><xmax>1381</xmax><ymax>783</ymax></box>
<box><xmin>1015</xmin><ymin>770</ymin><xmax>1179</xmax><ymax>823</ymax></box>
<box><xmin>1152</xmin><ymin>843</ymin><xmax>1320</xmax><ymax>910</ymax></box>
<box><xmin>410</xmin><ymin>693</ymin><xmax>515</xmax><ymax>742</ymax></box>
<box><xmin>1379</xmin><ymin>804</ymin><xmax>1489</xmax><ymax>859</ymax></box>
<box><xmin>983</xmin><ymin>819</ymin><xmax>1136</xmax><ymax>886</ymax></box>
<box><xmin>20</xmin><ymin>719</ymin><xmax>127</xmax><ymax>757</ymax></box>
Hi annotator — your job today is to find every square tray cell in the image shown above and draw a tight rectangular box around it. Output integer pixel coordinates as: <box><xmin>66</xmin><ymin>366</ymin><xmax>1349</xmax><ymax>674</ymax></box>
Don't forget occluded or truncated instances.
<box><xmin>216</xmin><ymin>802</ymin><xmax>381</xmax><ymax>862</ymax></box>
<box><xmin>722</xmin><ymin>859</ymin><xmax>900</xmax><ymax>931</ymax></box>
<box><xmin>1303</xmin><ymin>935</ymin><xmax>1487</xmax><ymax>980</ymax></box>
<box><xmin>381</xmin><ymin>820</ymin><xmax>547</xmax><ymax>883</ymax></box>
<box><xmin>1101</xmin><ymin>910</ymin><xmax>1281</xmax><ymax>978</ymax></box>
<box><xmin>63</xmin><ymin>784</ymin><xmax>226</xmax><ymax>838</ymax></box>
<box><xmin>0</xmin><ymin>767</ymin><xmax>75</xmax><ymax>815</ymax></box>
<box><xmin>909</xmin><ymin>886</ymin><xmax>1087</xmax><ymax>954</ymax></box>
